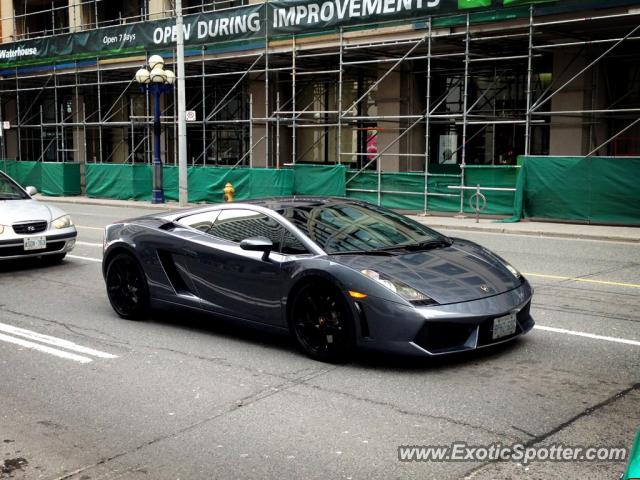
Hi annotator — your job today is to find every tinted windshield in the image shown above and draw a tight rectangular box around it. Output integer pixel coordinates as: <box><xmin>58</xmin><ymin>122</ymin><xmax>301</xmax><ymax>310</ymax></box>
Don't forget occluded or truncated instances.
<box><xmin>280</xmin><ymin>202</ymin><xmax>447</xmax><ymax>254</ymax></box>
<box><xmin>0</xmin><ymin>173</ymin><xmax>28</xmax><ymax>200</ymax></box>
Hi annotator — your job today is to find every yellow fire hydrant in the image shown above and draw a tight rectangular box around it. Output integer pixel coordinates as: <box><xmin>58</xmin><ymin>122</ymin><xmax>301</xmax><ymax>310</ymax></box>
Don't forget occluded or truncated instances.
<box><xmin>223</xmin><ymin>182</ymin><xmax>235</xmax><ymax>202</ymax></box>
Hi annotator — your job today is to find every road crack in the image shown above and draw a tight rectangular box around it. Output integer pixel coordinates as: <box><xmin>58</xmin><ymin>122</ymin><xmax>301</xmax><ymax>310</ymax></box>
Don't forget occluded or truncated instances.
<box><xmin>297</xmin><ymin>382</ymin><xmax>518</xmax><ymax>440</ymax></box>
<box><xmin>463</xmin><ymin>382</ymin><xmax>640</xmax><ymax>478</ymax></box>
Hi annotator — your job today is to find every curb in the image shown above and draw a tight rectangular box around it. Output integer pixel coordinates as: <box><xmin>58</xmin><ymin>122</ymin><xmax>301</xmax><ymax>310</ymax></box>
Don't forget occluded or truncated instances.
<box><xmin>41</xmin><ymin>196</ymin><xmax>189</xmax><ymax>211</ymax></box>
<box><xmin>416</xmin><ymin>222</ymin><xmax>640</xmax><ymax>244</ymax></box>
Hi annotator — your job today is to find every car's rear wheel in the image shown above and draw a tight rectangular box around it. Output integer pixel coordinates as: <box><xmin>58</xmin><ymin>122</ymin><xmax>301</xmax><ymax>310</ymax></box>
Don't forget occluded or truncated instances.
<box><xmin>105</xmin><ymin>253</ymin><xmax>150</xmax><ymax>320</ymax></box>
<box><xmin>289</xmin><ymin>281</ymin><xmax>354</xmax><ymax>363</ymax></box>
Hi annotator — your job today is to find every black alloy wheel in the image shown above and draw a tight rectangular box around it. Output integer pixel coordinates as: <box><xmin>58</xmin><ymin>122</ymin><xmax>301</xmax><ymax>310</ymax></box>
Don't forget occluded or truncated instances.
<box><xmin>106</xmin><ymin>253</ymin><xmax>150</xmax><ymax>320</ymax></box>
<box><xmin>290</xmin><ymin>282</ymin><xmax>354</xmax><ymax>362</ymax></box>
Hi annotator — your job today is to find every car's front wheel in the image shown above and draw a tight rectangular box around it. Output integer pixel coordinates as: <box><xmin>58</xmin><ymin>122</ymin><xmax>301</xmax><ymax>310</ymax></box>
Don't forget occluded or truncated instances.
<box><xmin>289</xmin><ymin>281</ymin><xmax>354</xmax><ymax>363</ymax></box>
<box><xmin>105</xmin><ymin>253</ymin><xmax>150</xmax><ymax>320</ymax></box>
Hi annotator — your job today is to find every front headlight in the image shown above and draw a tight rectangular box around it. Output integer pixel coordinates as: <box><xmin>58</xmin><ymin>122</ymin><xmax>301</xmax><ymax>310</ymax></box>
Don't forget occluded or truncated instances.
<box><xmin>504</xmin><ymin>262</ymin><xmax>521</xmax><ymax>279</ymax></box>
<box><xmin>52</xmin><ymin>215</ymin><xmax>73</xmax><ymax>229</ymax></box>
<box><xmin>361</xmin><ymin>269</ymin><xmax>436</xmax><ymax>303</ymax></box>
<box><xmin>0</xmin><ymin>225</ymin><xmax>4</xmax><ymax>235</ymax></box>
<box><xmin>481</xmin><ymin>247</ymin><xmax>521</xmax><ymax>279</ymax></box>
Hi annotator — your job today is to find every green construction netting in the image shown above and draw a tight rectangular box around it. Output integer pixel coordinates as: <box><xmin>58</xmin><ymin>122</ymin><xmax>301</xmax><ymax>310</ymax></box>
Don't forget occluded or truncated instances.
<box><xmin>0</xmin><ymin>160</ymin><xmax>81</xmax><ymax>196</ymax></box>
<box><xmin>464</xmin><ymin>166</ymin><xmax>519</xmax><ymax>215</ymax></box>
<box><xmin>293</xmin><ymin>164</ymin><xmax>346</xmax><ymax>196</ymax></box>
<box><xmin>507</xmin><ymin>156</ymin><xmax>640</xmax><ymax>225</ymax></box>
<box><xmin>85</xmin><ymin>164</ymin><xmax>295</xmax><ymax>203</ymax></box>
<box><xmin>346</xmin><ymin>166</ymin><xmax>518</xmax><ymax>214</ymax></box>
<box><xmin>83</xmin><ymin>162</ymin><xmax>520</xmax><ymax>214</ymax></box>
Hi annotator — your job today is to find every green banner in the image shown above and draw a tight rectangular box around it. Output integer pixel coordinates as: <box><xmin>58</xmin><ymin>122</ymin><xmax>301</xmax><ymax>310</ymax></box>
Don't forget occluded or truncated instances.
<box><xmin>1</xmin><ymin>0</ymin><xmax>634</xmax><ymax>68</ymax></box>
<box><xmin>459</xmin><ymin>0</ymin><xmax>492</xmax><ymax>8</ymax></box>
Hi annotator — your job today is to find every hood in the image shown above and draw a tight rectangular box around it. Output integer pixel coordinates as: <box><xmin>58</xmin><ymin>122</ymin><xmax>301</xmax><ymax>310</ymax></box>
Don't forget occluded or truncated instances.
<box><xmin>330</xmin><ymin>238</ymin><xmax>522</xmax><ymax>305</ymax></box>
<box><xmin>0</xmin><ymin>199</ymin><xmax>65</xmax><ymax>225</ymax></box>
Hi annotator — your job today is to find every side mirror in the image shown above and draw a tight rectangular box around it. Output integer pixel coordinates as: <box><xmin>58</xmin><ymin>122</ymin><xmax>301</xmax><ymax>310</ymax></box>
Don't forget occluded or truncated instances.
<box><xmin>25</xmin><ymin>186</ymin><xmax>37</xmax><ymax>196</ymax></box>
<box><xmin>240</xmin><ymin>237</ymin><xmax>273</xmax><ymax>261</ymax></box>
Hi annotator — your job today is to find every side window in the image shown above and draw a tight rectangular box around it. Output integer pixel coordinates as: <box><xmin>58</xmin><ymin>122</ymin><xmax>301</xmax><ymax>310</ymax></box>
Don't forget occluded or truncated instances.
<box><xmin>178</xmin><ymin>210</ymin><xmax>220</xmax><ymax>233</ymax></box>
<box><xmin>281</xmin><ymin>230</ymin><xmax>309</xmax><ymax>255</ymax></box>
<box><xmin>209</xmin><ymin>209</ymin><xmax>284</xmax><ymax>251</ymax></box>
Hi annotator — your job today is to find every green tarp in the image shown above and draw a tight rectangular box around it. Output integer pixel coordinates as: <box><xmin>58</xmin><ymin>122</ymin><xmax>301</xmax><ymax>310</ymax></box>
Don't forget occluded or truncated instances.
<box><xmin>85</xmin><ymin>164</ymin><xmax>295</xmax><ymax>203</ymax></box>
<box><xmin>293</xmin><ymin>164</ymin><xmax>346</xmax><ymax>196</ymax></box>
<box><xmin>508</xmin><ymin>156</ymin><xmax>640</xmax><ymax>225</ymax></box>
<box><xmin>0</xmin><ymin>160</ymin><xmax>81</xmax><ymax>196</ymax></box>
<box><xmin>464</xmin><ymin>165</ymin><xmax>519</xmax><ymax>215</ymax></box>
<box><xmin>345</xmin><ymin>166</ymin><xmax>519</xmax><ymax>214</ymax></box>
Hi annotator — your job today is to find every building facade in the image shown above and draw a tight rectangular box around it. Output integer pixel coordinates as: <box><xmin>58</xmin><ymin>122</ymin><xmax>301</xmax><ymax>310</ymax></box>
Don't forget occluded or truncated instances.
<box><xmin>0</xmin><ymin>0</ymin><xmax>639</xmax><ymax>190</ymax></box>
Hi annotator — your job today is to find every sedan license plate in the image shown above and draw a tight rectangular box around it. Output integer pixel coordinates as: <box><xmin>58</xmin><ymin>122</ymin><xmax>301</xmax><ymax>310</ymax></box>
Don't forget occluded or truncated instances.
<box><xmin>492</xmin><ymin>313</ymin><xmax>517</xmax><ymax>340</ymax></box>
<box><xmin>24</xmin><ymin>236</ymin><xmax>46</xmax><ymax>251</ymax></box>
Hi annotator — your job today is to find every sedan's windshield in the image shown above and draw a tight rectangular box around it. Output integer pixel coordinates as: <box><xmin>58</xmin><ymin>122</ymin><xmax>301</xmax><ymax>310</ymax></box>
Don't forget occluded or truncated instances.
<box><xmin>280</xmin><ymin>202</ymin><xmax>449</xmax><ymax>254</ymax></box>
<box><xmin>0</xmin><ymin>173</ymin><xmax>28</xmax><ymax>200</ymax></box>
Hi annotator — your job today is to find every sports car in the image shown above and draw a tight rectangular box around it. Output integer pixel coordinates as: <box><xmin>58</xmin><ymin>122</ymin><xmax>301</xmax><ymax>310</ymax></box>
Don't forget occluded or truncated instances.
<box><xmin>102</xmin><ymin>197</ymin><xmax>534</xmax><ymax>362</ymax></box>
<box><xmin>0</xmin><ymin>171</ymin><xmax>77</xmax><ymax>262</ymax></box>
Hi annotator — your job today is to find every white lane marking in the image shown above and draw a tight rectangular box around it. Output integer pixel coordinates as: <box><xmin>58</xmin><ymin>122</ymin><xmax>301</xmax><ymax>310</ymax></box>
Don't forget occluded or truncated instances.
<box><xmin>76</xmin><ymin>241</ymin><xmax>103</xmax><ymax>247</ymax></box>
<box><xmin>0</xmin><ymin>322</ymin><xmax>118</xmax><ymax>359</ymax></box>
<box><xmin>67</xmin><ymin>254</ymin><xmax>102</xmax><ymax>263</ymax></box>
<box><xmin>535</xmin><ymin>325</ymin><xmax>640</xmax><ymax>347</ymax></box>
<box><xmin>0</xmin><ymin>332</ymin><xmax>92</xmax><ymax>364</ymax></box>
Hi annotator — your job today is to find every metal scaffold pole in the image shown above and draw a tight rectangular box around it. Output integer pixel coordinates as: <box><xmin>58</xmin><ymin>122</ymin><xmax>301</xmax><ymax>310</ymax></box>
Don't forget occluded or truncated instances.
<box><xmin>276</xmin><ymin>91</ymin><xmax>280</xmax><ymax>168</ymax></box>
<box><xmin>459</xmin><ymin>13</ymin><xmax>470</xmax><ymax>215</ymax></box>
<box><xmin>524</xmin><ymin>6</ymin><xmax>534</xmax><ymax>156</ymax></box>
<box><xmin>292</xmin><ymin>35</ymin><xmax>297</xmax><ymax>164</ymax></box>
<box><xmin>337</xmin><ymin>28</ymin><xmax>343</xmax><ymax>165</ymax></box>
<box><xmin>423</xmin><ymin>18</ymin><xmax>432</xmax><ymax>215</ymax></box>
<box><xmin>176</xmin><ymin>0</ymin><xmax>188</xmax><ymax>206</ymax></box>
<box><xmin>264</xmin><ymin>0</ymin><xmax>270</xmax><ymax>168</ymax></box>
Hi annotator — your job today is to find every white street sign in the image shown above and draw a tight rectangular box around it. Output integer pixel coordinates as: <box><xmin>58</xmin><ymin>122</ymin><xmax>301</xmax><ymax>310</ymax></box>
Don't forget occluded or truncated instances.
<box><xmin>185</xmin><ymin>110</ymin><xmax>196</xmax><ymax>122</ymax></box>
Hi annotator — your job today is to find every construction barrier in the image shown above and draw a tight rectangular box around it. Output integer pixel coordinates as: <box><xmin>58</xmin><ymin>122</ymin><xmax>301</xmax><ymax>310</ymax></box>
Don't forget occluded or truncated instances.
<box><xmin>85</xmin><ymin>164</ymin><xmax>295</xmax><ymax>202</ymax></box>
<box><xmin>0</xmin><ymin>160</ymin><xmax>81</xmax><ymax>196</ymax></box>
<box><xmin>346</xmin><ymin>165</ymin><xmax>519</xmax><ymax>214</ymax></box>
<box><xmin>293</xmin><ymin>164</ymin><xmax>346</xmax><ymax>196</ymax></box>
<box><xmin>83</xmin><ymin>162</ymin><xmax>520</xmax><ymax>214</ymax></box>
<box><xmin>508</xmin><ymin>156</ymin><xmax>640</xmax><ymax>225</ymax></box>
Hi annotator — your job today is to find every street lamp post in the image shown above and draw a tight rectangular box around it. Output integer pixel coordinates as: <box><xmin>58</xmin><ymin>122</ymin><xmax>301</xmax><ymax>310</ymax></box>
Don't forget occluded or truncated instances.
<box><xmin>135</xmin><ymin>55</ymin><xmax>175</xmax><ymax>204</ymax></box>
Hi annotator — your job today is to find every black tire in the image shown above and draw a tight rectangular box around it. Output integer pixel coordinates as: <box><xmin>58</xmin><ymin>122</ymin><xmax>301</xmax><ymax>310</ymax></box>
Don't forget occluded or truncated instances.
<box><xmin>105</xmin><ymin>253</ymin><xmax>150</xmax><ymax>320</ymax></box>
<box><xmin>289</xmin><ymin>281</ymin><xmax>355</xmax><ymax>363</ymax></box>
<box><xmin>43</xmin><ymin>253</ymin><xmax>66</xmax><ymax>264</ymax></box>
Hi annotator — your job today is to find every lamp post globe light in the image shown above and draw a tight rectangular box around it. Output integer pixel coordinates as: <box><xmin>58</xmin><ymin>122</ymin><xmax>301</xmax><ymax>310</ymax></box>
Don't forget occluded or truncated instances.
<box><xmin>135</xmin><ymin>55</ymin><xmax>175</xmax><ymax>204</ymax></box>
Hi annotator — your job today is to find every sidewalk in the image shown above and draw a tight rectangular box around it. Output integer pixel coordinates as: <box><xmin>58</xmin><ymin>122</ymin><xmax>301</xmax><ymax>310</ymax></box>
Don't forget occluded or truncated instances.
<box><xmin>41</xmin><ymin>195</ymin><xmax>640</xmax><ymax>243</ymax></box>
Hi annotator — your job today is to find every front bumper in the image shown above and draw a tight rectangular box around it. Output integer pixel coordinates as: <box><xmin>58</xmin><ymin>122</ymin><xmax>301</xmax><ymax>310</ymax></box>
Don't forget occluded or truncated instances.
<box><xmin>0</xmin><ymin>229</ymin><xmax>77</xmax><ymax>261</ymax></box>
<box><xmin>355</xmin><ymin>280</ymin><xmax>534</xmax><ymax>356</ymax></box>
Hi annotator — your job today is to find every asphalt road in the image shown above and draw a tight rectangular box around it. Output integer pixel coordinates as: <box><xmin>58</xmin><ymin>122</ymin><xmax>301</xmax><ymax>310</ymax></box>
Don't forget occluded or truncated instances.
<box><xmin>1</xmin><ymin>202</ymin><xmax>639</xmax><ymax>480</ymax></box>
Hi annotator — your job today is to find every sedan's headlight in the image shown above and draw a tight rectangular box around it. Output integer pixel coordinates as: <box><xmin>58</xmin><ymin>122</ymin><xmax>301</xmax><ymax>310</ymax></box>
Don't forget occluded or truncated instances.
<box><xmin>52</xmin><ymin>215</ymin><xmax>73</xmax><ymax>229</ymax></box>
<box><xmin>361</xmin><ymin>269</ymin><xmax>436</xmax><ymax>303</ymax></box>
<box><xmin>0</xmin><ymin>225</ymin><xmax>4</xmax><ymax>235</ymax></box>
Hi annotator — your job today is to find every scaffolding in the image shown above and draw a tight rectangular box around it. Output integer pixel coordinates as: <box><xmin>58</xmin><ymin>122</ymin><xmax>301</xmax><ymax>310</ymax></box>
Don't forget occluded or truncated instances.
<box><xmin>1</xmin><ymin>1</ymin><xmax>640</xmax><ymax>212</ymax></box>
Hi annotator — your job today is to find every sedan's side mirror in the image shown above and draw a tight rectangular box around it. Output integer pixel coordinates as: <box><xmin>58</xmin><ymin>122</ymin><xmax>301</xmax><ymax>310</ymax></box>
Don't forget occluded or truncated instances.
<box><xmin>25</xmin><ymin>186</ymin><xmax>37</xmax><ymax>196</ymax></box>
<box><xmin>240</xmin><ymin>237</ymin><xmax>273</xmax><ymax>261</ymax></box>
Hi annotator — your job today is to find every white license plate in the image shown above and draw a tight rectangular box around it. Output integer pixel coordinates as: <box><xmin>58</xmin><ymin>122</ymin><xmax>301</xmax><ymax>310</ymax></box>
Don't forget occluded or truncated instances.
<box><xmin>24</xmin><ymin>236</ymin><xmax>47</xmax><ymax>251</ymax></box>
<box><xmin>492</xmin><ymin>313</ymin><xmax>517</xmax><ymax>340</ymax></box>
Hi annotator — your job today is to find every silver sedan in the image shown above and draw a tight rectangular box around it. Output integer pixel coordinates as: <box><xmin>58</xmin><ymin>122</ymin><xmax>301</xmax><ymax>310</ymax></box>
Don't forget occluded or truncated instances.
<box><xmin>0</xmin><ymin>171</ymin><xmax>77</xmax><ymax>262</ymax></box>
